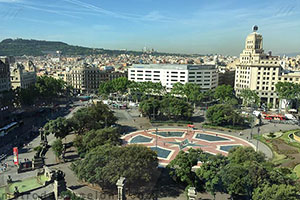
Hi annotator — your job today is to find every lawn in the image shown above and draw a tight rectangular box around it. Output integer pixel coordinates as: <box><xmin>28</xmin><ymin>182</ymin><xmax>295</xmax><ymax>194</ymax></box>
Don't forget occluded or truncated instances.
<box><xmin>254</xmin><ymin>134</ymin><xmax>287</xmax><ymax>164</ymax></box>
<box><xmin>255</xmin><ymin>130</ymin><xmax>300</xmax><ymax>169</ymax></box>
<box><xmin>0</xmin><ymin>175</ymin><xmax>48</xmax><ymax>200</ymax></box>
<box><xmin>294</xmin><ymin>164</ymin><xmax>300</xmax><ymax>178</ymax></box>
<box><xmin>0</xmin><ymin>187</ymin><xmax>6</xmax><ymax>200</ymax></box>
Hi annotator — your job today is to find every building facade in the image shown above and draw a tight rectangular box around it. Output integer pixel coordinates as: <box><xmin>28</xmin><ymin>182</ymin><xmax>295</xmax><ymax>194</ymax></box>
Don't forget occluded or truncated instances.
<box><xmin>128</xmin><ymin>64</ymin><xmax>218</xmax><ymax>91</ymax></box>
<box><xmin>66</xmin><ymin>64</ymin><xmax>108</xmax><ymax>94</ymax></box>
<box><xmin>235</xmin><ymin>26</ymin><xmax>283</xmax><ymax>107</ymax></box>
<box><xmin>0</xmin><ymin>57</ymin><xmax>11</xmax><ymax>93</ymax></box>
<box><xmin>235</xmin><ymin>26</ymin><xmax>300</xmax><ymax>108</ymax></box>
<box><xmin>10</xmin><ymin>61</ymin><xmax>37</xmax><ymax>89</ymax></box>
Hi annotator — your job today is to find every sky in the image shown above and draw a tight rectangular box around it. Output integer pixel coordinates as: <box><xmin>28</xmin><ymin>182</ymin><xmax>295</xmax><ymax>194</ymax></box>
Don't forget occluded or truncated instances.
<box><xmin>0</xmin><ymin>0</ymin><xmax>300</xmax><ymax>55</ymax></box>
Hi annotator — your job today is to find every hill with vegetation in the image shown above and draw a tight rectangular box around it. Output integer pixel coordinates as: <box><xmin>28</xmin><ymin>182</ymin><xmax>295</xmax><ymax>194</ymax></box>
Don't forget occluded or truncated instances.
<box><xmin>0</xmin><ymin>38</ymin><xmax>192</xmax><ymax>57</ymax></box>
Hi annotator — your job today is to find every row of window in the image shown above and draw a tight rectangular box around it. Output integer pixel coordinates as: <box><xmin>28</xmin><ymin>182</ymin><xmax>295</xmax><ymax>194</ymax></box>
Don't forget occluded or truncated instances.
<box><xmin>189</xmin><ymin>76</ymin><xmax>211</xmax><ymax>79</ymax></box>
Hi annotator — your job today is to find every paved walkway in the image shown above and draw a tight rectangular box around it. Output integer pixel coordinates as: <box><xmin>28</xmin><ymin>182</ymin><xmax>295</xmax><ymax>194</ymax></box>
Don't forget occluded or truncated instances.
<box><xmin>122</xmin><ymin>128</ymin><xmax>255</xmax><ymax>166</ymax></box>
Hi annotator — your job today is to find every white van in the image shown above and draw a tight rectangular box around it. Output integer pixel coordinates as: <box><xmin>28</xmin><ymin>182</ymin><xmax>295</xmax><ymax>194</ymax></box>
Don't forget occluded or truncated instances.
<box><xmin>253</xmin><ymin>110</ymin><xmax>261</xmax><ymax>117</ymax></box>
<box><xmin>285</xmin><ymin>114</ymin><xmax>296</xmax><ymax>120</ymax></box>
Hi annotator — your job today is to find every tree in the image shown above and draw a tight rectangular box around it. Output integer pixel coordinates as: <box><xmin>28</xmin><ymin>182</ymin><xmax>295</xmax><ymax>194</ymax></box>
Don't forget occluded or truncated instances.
<box><xmin>43</xmin><ymin>117</ymin><xmax>71</xmax><ymax>139</ymax></box>
<box><xmin>206</xmin><ymin>104</ymin><xmax>245</xmax><ymax>127</ymax></box>
<box><xmin>252</xmin><ymin>184</ymin><xmax>298</xmax><ymax>200</ymax></box>
<box><xmin>70</xmin><ymin>102</ymin><xmax>117</xmax><ymax>134</ymax></box>
<box><xmin>167</xmin><ymin>148</ymin><xmax>209</xmax><ymax>188</ymax></box>
<box><xmin>228</xmin><ymin>146</ymin><xmax>265</xmax><ymax>164</ymax></box>
<box><xmin>171</xmin><ymin>82</ymin><xmax>185</xmax><ymax>97</ymax></box>
<box><xmin>35</xmin><ymin>76</ymin><xmax>65</xmax><ymax>100</ymax></box>
<box><xmin>0</xmin><ymin>89</ymin><xmax>16</xmax><ymax>108</ymax></box>
<box><xmin>196</xmin><ymin>154</ymin><xmax>228</xmax><ymax>197</ymax></box>
<box><xmin>220</xmin><ymin>163</ymin><xmax>251</xmax><ymax>198</ymax></box>
<box><xmin>161</xmin><ymin>96</ymin><xmax>194</xmax><ymax>120</ymax></box>
<box><xmin>111</xmin><ymin>77</ymin><xmax>131</xmax><ymax>95</ymax></box>
<box><xmin>71</xmin><ymin>144</ymin><xmax>158</xmax><ymax>189</ymax></box>
<box><xmin>14</xmin><ymin>85</ymin><xmax>39</xmax><ymax>106</ymax></box>
<box><xmin>239</xmin><ymin>89</ymin><xmax>260</xmax><ymax>107</ymax></box>
<box><xmin>52</xmin><ymin>139</ymin><xmax>63</xmax><ymax>159</ymax></box>
<box><xmin>184</xmin><ymin>83</ymin><xmax>203</xmax><ymax>107</ymax></box>
<box><xmin>275</xmin><ymin>82</ymin><xmax>300</xmax><ymax>111</ymax></box>
<box><xmin>74</xmin><ymin>127</ymin><xmax>121</xmax><ymax>157</ymax></box>
<box><xmin>139</xmin><ymin>97</ymin><xmax>160</xmax><ymax>119</ymax></box>
<box><xmin>98</xmin><ymin>81</ymin><xmax>113</xmax><ymax>98</ymax></box>
<box><xmin>214</xmin><ymin>85</ymin><xmax>235</xmax><ymax>103</ymax></box>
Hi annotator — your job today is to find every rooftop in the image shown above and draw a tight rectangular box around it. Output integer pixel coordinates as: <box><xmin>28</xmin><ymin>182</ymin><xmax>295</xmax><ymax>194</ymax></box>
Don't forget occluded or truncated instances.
<box><xmin>130</xmin><ymin>64</ymin><xmax>216</xmax><ymax>70</ymax></box>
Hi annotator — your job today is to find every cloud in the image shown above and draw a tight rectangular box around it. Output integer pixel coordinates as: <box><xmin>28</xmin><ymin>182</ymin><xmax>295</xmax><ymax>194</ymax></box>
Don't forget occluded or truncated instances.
<box><xmin>0</xmin><ymin>0</ymin><xmax>23</xmax><ymax>2</ymax></box>
<box><xmin>62</xmin><ymin>0</ymin><xmax>176</xmax><ymax>23</ymax></box>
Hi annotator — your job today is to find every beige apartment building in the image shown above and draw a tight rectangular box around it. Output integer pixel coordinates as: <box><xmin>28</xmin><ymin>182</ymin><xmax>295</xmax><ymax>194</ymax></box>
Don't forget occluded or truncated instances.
<box><xmin>0</xmin><ymin>57</ymin><xmax>11</xmax><ymax>93</ymax></box>
<box><xmin>10</xmin><ymin>61</ymin><xmax>37</xmax><ymax>89</ymax></box>
<box><xmin>66</xmin><ymin>64</ymin><xmax>108</xmax><ymax>94</ymax></box>
<box><xmin>235</xmin><ymin>26</ymin><xmax>300</xmax><ymax>108</ymax></box>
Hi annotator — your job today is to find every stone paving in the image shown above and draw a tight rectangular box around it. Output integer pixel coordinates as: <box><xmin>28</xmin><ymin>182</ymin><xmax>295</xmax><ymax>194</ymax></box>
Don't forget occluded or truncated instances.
<box><xmin>122</xmin><ymin>128</ymin><xmax>255</xmax><ymax>166</ymax></box>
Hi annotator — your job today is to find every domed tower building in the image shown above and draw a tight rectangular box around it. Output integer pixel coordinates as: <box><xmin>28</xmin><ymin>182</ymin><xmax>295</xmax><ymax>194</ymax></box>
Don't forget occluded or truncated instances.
<box><xmin>235</xmin><ymin>26</ymin><xmax>281</xmax><ymax>108</ymax></box>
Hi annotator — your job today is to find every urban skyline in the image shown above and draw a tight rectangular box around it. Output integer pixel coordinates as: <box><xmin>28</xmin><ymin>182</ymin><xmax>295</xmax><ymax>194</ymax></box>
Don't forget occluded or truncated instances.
<box><xmin>0</xmin><ymin>0</ymin><xmax>300</xmax><ymax>55</ymax></box>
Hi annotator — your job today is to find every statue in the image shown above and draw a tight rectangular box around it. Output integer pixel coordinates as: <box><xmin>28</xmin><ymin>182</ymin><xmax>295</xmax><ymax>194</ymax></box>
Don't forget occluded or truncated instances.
<box><xmin>54</xmin><ymin>170</ymin><xmax>65</xmax><ymax>181</ymax></box>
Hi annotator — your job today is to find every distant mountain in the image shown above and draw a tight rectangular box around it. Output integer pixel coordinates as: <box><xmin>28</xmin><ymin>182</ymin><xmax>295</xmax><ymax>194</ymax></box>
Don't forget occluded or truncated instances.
<box><xmin>0</xmin><ymin>38</ymin><xmax>190</xmax><ymax>57</ymax></box>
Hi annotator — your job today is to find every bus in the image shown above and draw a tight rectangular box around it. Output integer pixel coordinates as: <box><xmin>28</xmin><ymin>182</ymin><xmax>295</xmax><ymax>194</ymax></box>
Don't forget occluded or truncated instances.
<box><xmin>263</xmin><ymin>114</ymin><xmax>286</xmax><ymax>121</ymax></box>
<box><xmin>0</xmin><ymin>122</ymin><xmax>19</xmax><ymax>137</ymax></box>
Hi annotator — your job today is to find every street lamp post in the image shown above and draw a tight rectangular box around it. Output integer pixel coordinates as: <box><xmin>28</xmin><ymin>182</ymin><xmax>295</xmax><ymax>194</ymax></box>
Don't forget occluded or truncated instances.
<box><xmin>256</xmin><ymin>127</ymin><xmax>260</xmax><ymax>151</ymax></box>
<box><xmin>155</xmin><ymin>128</ymin><xmax>158</xmax><ymax>149</ymax></box>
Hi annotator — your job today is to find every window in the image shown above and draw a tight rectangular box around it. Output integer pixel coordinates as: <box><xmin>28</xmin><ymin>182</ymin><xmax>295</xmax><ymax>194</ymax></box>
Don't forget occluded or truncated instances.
<box><xmin>189</xmin><ymin>76</ymin><xmax>195</xmax><ymax>78</ymax></box>
<box><xmin>154</xmin><ymin>71</ymin><xmax>160</xmax><ymax>73</ymax></box>
<box><xmin>130</xmin><ymin>70</ymin><xmax>135</xmax><ymax>72</ymax></box>
<box><xmin>180</xmin><ymin>72</ymin><xmax>185</xmax><ymax>74</ymax></box>
<box><xmin>137</xmin><ymin>70</ymin><xmax>143</xmax><ymax>73</ymax></box>
<box><xmin>189</xmin><ymin>72</ymin><xmax>195</xmax><ymax>74</ymax></box>
<box><xmin>171</xmin><ymin>71</ymin><xmax>178</xmax><ymax>74</ymax></box>
<box><xmin>137</xmin><ymin>74</ymin><xmax>143</xmax><ymax>76</ymax></box>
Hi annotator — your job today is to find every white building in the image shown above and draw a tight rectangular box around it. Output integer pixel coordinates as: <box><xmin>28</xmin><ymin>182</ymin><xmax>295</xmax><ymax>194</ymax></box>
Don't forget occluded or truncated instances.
<box><xmin>128</xmin><ymin>64</ymin><xmax>218</xmax><ymax>91</ymax></box>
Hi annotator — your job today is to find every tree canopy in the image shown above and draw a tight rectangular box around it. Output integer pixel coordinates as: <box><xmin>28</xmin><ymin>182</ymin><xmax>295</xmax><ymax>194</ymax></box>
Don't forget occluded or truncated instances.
<box><xmin>139</xmin><ymin>96</ymin><xmax>194</xmax><ymax>120</ymax></box>
<box><xmin>74</xmin><ymin>127</ymin><xmax>121</xmax><ymax>157</ymax></box>
<box><xmin>167</xmin><ymin>148</ymin><xmax>210</xmax><ymax>188</ymax></box>
<box><xmin>214</xmin><ymin>85</ymin><xmax>235</xmax><ymax>103</ymax></box>
<box><xmin>239</xmin><ymin>89</ymin><xmax>260</xmax><ymax>107</ymax></box>
<box><xmin>70</xmin><ymin>102</ymin><xmax>117</xmax><ymax>134</ymax></box>
<box><xmin>206</xmin><ymin>104</ymin><xmax>245</xmax><ymax>127</ymax></box>
<box><xmin>43</xmin><ymin>117</ymin><xmax>72</xmax><ymax>139</ymax></box>
<box><xmin>71</xmin><ymin>144</ymin><xmax>158</xmax><ymax>189</ymax></box>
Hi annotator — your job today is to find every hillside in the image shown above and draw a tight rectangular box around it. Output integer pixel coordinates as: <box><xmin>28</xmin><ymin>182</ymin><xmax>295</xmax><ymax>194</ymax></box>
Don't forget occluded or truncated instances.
<box><xmin>0</xmin><ymin>38</ymin><xmax>189</xmax><ymax>57</ymax></box>
<box><xmin>0</xmin><ymin>38</ymin><xmax>108</xmax><ymax>56</ymax></box>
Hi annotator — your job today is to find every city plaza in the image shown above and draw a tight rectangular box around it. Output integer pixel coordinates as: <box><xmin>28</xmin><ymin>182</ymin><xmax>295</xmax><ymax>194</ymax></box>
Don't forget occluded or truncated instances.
<box><xmin>122</xmin><ymin>128</ymin><xmax>254</xmax><ymax>166</ymax></box>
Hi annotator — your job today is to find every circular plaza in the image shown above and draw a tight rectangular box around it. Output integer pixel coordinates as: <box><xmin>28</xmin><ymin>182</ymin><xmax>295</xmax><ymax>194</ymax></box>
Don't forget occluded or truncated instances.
<box><xmin>122</xmin><ymin>128</ymin><xmax>255</xmax><ymax>166</ymax></box>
